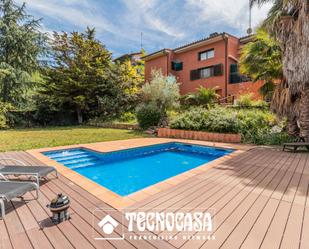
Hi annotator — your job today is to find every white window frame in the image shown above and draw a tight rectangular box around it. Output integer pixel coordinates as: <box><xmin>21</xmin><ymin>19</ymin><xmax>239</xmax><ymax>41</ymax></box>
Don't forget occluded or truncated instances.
<box><xmin>199</xmin><ymin>49</ymin><xmax>215</xmax><ymax>61</ymax></box>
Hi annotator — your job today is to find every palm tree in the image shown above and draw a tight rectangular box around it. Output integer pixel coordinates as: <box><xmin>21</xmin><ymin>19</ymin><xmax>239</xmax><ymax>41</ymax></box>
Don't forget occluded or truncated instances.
<box><xmin>250</xmin><ymin>0</ymin><xmax>309</xmax><ymax>141</ymax></box>
<box><xmin>184</xmin><ymin>86</ymin><xmax>219</xmax><ymax>107</ymax></box>
<box><xmin>240</xmin><ymin>27</ymin><xmax>282</xmax><ymax>99</ymax></box>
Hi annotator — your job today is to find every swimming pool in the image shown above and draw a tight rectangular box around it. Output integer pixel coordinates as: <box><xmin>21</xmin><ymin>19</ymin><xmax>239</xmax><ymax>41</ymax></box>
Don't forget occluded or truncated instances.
<box><xmin>43</xmin><ymin>142</ymin><xmax>233</xmax><ymax>196</ymax></box>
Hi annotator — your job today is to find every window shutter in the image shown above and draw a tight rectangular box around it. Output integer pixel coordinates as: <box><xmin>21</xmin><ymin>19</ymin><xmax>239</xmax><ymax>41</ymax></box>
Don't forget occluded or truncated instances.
<box><xmin>177</xmin><ymin>62</ymin><xmax>183</xmax><ymax>71</ymax></box>
<box><xmin>172</xmin><ymin>61</ymin><xmax>183</xmax><ymax>71</ymax></box>
<box><xmin>230</xmin><ymin>64</ymin><xmax>238</xmax><ymax>73</ymax></box>
<box><xmin>171</xmin><ymin>61</ymin><xmax>176</xmax><ymax>70</ymax></box>
<box><xmin>214</xmin><ymin>64</ymin><xmax>223</xmax><ymax>76</ymax></box>
<box><xmin>190</xmin><ymin>69</ymin><xmax>200</xmax><ymax>81</ymax></box>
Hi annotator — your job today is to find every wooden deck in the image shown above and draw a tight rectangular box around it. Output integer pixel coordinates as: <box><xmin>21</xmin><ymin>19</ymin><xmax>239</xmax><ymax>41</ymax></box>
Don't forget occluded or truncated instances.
<box><xmin>0</xmin><ymin>147</ymin><xmax>308</xmax><ymax>249</ymax></box>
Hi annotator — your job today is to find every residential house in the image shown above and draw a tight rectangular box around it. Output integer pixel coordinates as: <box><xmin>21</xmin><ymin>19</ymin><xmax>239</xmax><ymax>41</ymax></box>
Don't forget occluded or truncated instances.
<box><xmin>114</xmin><ymin>52</ymin><xmax>143</xmax><ymax>66</ymax></box>
<box><xmin>143</xmin><ymin>32</ymin><xmax>264</xmax><ymax>100</ymax></box>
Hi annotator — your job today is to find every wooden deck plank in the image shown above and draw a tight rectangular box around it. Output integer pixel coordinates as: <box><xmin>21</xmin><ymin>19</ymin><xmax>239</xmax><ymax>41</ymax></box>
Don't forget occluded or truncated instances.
<box><xmin>143</xmin><ymin>150</ymin><xmax>276</xmax><ymax>241</ymax></box>
<box><xmin>133</xmin><ymin>149</ymin><xmax>273</xmax><ymax>211</ymax></box>
<box><xmin>300</xmin><ymin>205</ymin><xmax>309</xmax><ymax>249</ymax></box>
<box><xmin>0</xmin><ymin>218</ymin><xmax>12</xmax><ymax>249</ymax></box>
<box><xmin>198</xmin><ymin>150</ymin><xmax>296</xmax><ymax>249</ymax></box>
<box><xmin>42</xmin><ymin>180</ymin><xmax>134</xmax><ymax>249</ymax></box>
<box><xmin>49</xmin><ymin>173</ymin><xmax>174</xmax><ymax>249</ymax></box>
<box><xmin>158</xmin><ymin>165</ymin><xmax>265</xmax><ymax>241</ymax></box>
<box><xmin>3</xmin><ymin>202</ymin><xmax>33</xmax><ymax>249</ymax></box>
<box><xmin>24</xmin><ymin>193</ymin><xmax>75</xmax><ymax>249</ymax></box>
<box><xmin>178</xmin><ymin>149</ymin><xmax>294</xmax><ymax>249</ymax></box>
<box><xmin>154</xmin><ymin>149</ymin><xmax>284</xmax><ymax>244</ymax></box>
<box><xmin>130</xmin><ymin>148</ymin><xmax>268</xmax><ymax>210</ymax></box>
<box><xmin>259</xmin><ymin>153</ymin><xmax>307</xmax><ymax>249</ymax></box>
<box><xmin>11</xmin><ymin>199</ymin><xmax>53</xmax><ymax>249</ymax></box>
<box><xmin>21</xmin><ymin>181</ymin><xmax>98</xmax><ymax>249</ymax></box>
<box><xmin>239</xmin><ymin>154</ymin><xmax>304</xmax><ymax>249</ymax></box>
<box><xmin>219</xmin><ymin>153</ymin><xmax>302</xmax><ymax>249</ymax></box>
<box><xmin>156</xmin><ymin>152</ymin><xmax>276</xmax><ymax>240</ymax></box>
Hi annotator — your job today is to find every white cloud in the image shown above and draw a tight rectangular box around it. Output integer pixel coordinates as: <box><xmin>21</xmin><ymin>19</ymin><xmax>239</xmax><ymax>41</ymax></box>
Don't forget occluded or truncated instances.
<box><xmin>185</xmin><ymin>0</ymin><xmax>272</xmax><ymax>32</ymax></box>
<box><xmin>121</xmin><ymin>0</ymin><xmax>185</xmax><ymax>38</ymax></box>
<box><xmin>14</xmin><ymin>0</ymin><xmax>274</xmax><ymax>55</ymax></box>
<box><xmin>16</xmin><ymin>0</ymin><xmax>116</xmax><ymax>34</ymax></box>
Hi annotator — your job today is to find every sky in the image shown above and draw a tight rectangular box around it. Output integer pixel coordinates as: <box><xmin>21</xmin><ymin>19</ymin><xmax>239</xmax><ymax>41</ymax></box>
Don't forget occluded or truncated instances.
<box><xmin>15</xmin><ymin>0</ymin><xmax>272</xmax><ymax>58</ymax></box>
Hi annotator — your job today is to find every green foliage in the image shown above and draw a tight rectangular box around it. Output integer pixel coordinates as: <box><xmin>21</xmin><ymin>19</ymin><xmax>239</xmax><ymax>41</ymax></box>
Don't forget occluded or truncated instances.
<box><xmin>170</xmin><ymin>106</ymin><xmax>289</xmax><ymax>145</ymax></box>
<box><xmin>141</xmin><ymin>69</ymin><xmax>180</xmax><ymax>114</ymax></box>
<box><xmin>40</xmin><ymin>28</ymin><xmax>124</xmax><ymax>124</ymax></box>
<box><xmin>0</xmin><ymin>0</ymin><xmax>47</xmax><ymax>106</ymax></box>
<box><xmin>170</xmin><ymin>107</ymin><xmax>239</xmax><ymax>133</ymax></box>
<box><xmin>236</xmin><ymin>93</ymin><xmax>268</xmax><ymax>108</ymax></box>
<box><xmin>116</xmin><ymin>59</ymin><xmax>144</xmax><ymax>112</ymax></box>
<box><xmin>0</xmin><ymin>101</ymin><xmax>12</xmax><ymax>128</ymax></box>
<box><xmin>136</xmin><ymin>103</ymin><xmax>162</xmax><ymax>129</ymax></box>
<box><xmin>184</xmin><ymin>86</ymin><xmax>219</xmax><ymax>107</ymax></box>
<box><xmin>237</xmin><ymin>94</ymin><xmax>254</xmax><ymax>107</ymax></box>
<box><xmin>239</xmin><ymin>28</ymin><xmax>282</xmax><ymax>98</ymax></box>
<box><xmin>118</xmin><ymin>112</ymin><xmax>136</xmax><ymax>123</ymax></box>
<box><xmin>236</xmin><ymin>108</ymin><xmax>277</xmax><ymax>143</ymax></box>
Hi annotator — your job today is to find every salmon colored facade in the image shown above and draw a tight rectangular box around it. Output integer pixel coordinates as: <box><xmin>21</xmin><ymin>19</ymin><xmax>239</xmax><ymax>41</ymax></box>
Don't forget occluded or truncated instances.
<box><xmin>144</xmin><ymin>33</ymin><xmax>264</xmax><ymax>99</ymax></box>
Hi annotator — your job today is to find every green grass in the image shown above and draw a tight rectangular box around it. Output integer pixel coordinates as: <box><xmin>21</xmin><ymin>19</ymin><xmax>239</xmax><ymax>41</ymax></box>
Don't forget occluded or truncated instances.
<box><xmin>0</xmin><ymin>126</ymin><xmax>147</xmax><ymax>152</ymax></box>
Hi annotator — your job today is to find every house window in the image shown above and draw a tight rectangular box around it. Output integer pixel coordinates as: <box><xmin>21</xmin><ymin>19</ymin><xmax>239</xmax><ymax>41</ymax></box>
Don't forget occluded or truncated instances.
<box><xmin>190</xmin><ymin>63</ymin><xmax>223</xmax><ymax>81</ymax></box>
<box><xmin>171</xmin><ymin>61</ymin><xmax>183</xmax><ymax>71</ymax></box>
<box><xmin>198</xmin><ymin>49</ymin><xmax>215</xmax><ymax>61</ymax></box>
<box><xmin>229</xmin><ymin>64</ymin><xmax>251</xmax><ymax>84</ymax></box>
<box><xmin>200</xmin><ymin>67</ymin><xmax>213</xmax><ymax>78</ymax></box>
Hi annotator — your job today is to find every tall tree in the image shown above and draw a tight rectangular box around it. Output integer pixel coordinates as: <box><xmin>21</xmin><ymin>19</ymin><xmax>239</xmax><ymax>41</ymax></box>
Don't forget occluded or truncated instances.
<box><xmin>250</xmin><ymin>0</ymin><xmax>309</xmax><ymax>140</ymax></box>
<box><xmin>41</xmin><ymin>28</ymin><xmax>123</xmax><ymax>124</ymax></box>
<box><xmin>116</xmin><ymin>56</ymin><xmax>145</xmax><ymax>111</ymax></box>
<box><xmin>0</xmin><ymin>0</ymin><xmax>46</xmax><ymax>106</ymax></box>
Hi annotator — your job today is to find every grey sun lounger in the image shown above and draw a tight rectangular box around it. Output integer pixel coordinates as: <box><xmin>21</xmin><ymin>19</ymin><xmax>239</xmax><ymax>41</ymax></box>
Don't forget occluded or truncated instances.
<box><xmin>0</xmin><ymin>181</ymin><xmax>38</xmax><ymax>218</ymax></box>
<box><xmin>0</xmin><ymin>165</ymin><xmax>58</xmax><ymax>186</ymax></box>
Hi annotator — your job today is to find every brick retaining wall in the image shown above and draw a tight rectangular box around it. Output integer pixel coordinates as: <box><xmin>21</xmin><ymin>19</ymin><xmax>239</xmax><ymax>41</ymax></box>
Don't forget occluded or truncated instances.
<box><xmin>158</xmin><ymin>128</ymin><xmax>241</xmax><ymax>143</ymax></box>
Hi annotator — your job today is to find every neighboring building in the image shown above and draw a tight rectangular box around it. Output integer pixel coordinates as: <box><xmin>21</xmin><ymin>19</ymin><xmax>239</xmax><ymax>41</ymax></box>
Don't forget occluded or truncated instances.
<box><xmin>143</xmin><ymin>32</ymin><xmax>264</xmax><ymax>99</ymax></box>
<box><xmin>114</xmin><ymin>52</ymin><xmax>143</xmax><ymax>66</ymax></box>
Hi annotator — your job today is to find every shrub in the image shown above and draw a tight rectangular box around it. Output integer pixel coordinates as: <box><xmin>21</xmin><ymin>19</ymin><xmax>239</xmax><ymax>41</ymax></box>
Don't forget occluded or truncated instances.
<box><xmin>170</xmin><ymin>106</ymin><xmax>291</xmax><ymax>145</ymax></box>
<box><xmin>0</xmin><ymin>102</ymin><xmax>13</xmax><ymax>129</ymax></box>
<box><xmin>136</xmin><ymin>104</ymin><xmax>162</xmax><ymax>129</ymax></box>
<box><xmin>236</xmin><ymin>93</ymin><xmax>254</xmax><ymax>107</ymax></box>
<box><xmin>118</xmin><ymin>112</ymin><xmax>136</xmax><ymax>123</ymax></box>
<box><xmin>141</xmin><ymin>70</ymin><xmax>180</xmax><ymax>113</ymax></box>
<box><xmin>184</xmin><ymin>86</ymin><xmax>219</xmax><ymax>107</ymax></box>
<box><xmin>170</xmin><ymin>107</ymin><xmax>238</xmax><ymax>133</ymax></box>
<box><xmin>0</xmin><ymin>111</ymin><xmax>6</xmax><ymax>129</ymax></box>
<box><xmin>236</xmin><ymin>93</ymin><xmax>269</xmax><ymax>109</ymax></box>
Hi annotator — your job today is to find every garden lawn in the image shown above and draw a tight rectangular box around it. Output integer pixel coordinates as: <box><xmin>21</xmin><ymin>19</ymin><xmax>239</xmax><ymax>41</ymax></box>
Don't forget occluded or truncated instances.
<box><xmin>0</xmin><ymin>126</ymin><xmax>147</xmax><ymax>152</ymax></box>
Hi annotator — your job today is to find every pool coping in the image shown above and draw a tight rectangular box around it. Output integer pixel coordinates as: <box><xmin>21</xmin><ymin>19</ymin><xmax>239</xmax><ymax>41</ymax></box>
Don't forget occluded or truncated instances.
<box><xmin>27</xmin><ymin>138</ymin><xmax>253</xmax><ymax>210</ymax></box>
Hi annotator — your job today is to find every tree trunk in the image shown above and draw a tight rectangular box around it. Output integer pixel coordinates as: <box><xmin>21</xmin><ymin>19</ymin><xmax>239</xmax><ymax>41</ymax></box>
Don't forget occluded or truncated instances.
<box><xmin>2</xmin><ymin>77</ymin><xmax>9</xmax><ymax>103</ymax></box>
<box><xmin>76</xmin><ymin>107</ymin><xmax>83</xmax><ymax>124</ymax></box>
<box><xmin>299</xmin><ymin>88</ymin><xmax>309</xmax><ymax>142</ymax></box>
<box><xmin>287</xmin><ymin>115</ymin><xmax>299</xmax><ymax>137</ymax></box>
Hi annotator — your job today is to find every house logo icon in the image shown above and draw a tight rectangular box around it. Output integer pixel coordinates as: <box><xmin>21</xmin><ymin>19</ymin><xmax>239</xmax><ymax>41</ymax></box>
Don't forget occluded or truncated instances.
<box><xmin>98</xmin><ymin>215</ymin><xmax>118</xmax><ymax>235</ymax></box>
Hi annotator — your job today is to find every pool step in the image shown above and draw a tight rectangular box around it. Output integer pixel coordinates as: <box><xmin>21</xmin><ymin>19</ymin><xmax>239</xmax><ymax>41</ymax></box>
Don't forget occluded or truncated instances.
<box><xmin>49</xmin><ymin>151</ymin><xmax>89</xmax><ymax>160</ymax></box>
<box><xmin>61</xmin><ymin>157</ymin><xmax>99</xmax><ymax>166</ymax></box>
<box><xmin>56</xmin><ymin>154</ymin><xmax>91</xmax><ymax>162</ymax></box>
<box><xmin>69</xmin><ymin>161</ymin><xmax>100</xmax><ymax>169</ymax></box>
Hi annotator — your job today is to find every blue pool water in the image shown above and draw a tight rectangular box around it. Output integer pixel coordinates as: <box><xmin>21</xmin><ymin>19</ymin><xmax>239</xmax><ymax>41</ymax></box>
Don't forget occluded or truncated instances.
<box><xmin>43</xmin><ymin>142</ymin><xmax>233</xmax><ymax>196</ymax></box>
